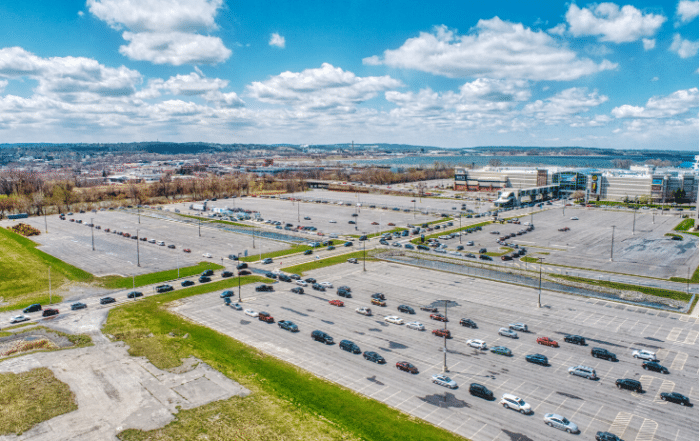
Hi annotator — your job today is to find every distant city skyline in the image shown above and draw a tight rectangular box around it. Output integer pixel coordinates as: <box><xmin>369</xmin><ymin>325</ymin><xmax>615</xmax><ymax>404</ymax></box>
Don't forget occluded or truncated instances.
<box><xmin>0</xmin><ymin>0</ymin><xmax>697</xmax><ymax>150</ymax></box>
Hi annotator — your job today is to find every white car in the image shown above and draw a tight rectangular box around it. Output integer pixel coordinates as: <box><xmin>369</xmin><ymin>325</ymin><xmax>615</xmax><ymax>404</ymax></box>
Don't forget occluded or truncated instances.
<box><xmin>500</xmin><ymin>393</ymin><xmax>532</xmax><ymax>414</ymax></box>
<box><xmin>355</xmin><ymin>307</ymin><xmax>372</xmax><ymax>316</ymax></box>
<box><xmin>448</xmin><ymin>251</ymin><xmax>462</xmax><ymax>256</ymax></box>
<box><xmin>498</xmin><ymin>327</ymin><xmax>519</xmax><ymax>339</ymax></box>
<box><xmin>632</xmin><ymin>349</ymin><xmax>658</xmax><ymax>361</ymax></box>
<box><xmin>329</xmin><ymin>220</ymin><xmax>337</xmax><ymax>223</ymax></box>
<box><xmin>431</xmin><ymin>374</ymin><xmax>457</xmax><ymax>389</ymax></box>
<box><xmin>244</xmin><ymin>309</ymin><xmax>258</xmax><ymax>318</ymax></box>
<box><xmin>320</xmin><ymin>281</ymin><xmax>333</xmax><ymax>288</ymax></box>
<box><xmin>202</xmin><ymin>253</ymin><xmax>212</xmax><ymax>258</ymax></box>
<box><xmin>10</xmin><ymin>314</ymin><xmax>30</xmax><ymax>324</ymax></box>
<box><xmin>295</xmin><ymin>280</ymin><xmax>308</xmax><ymax>287</ymax></box>
<box><xmin>405</xmin><ymin>321</ymin><xmax>425</xmax><ymax>331</ymax></box>
<box><xmin>543</xmin><ymin>413</ymin><xmax>579</xmax><ymax>434</ymax></box>
<box><xmin>570</xmin><ymin>216</ymin><xmax>579</xmax><ymax>220</ymax></box>
<box><xmin>508</xmin><ymin>323</ymin><xmax>528</xmax><ymax>332</ymax></box>
<box><xmin>466</xmin><ymin>339</ymin><xmax>487</xmax><ymax>350</ymax></box>
<box><xmin>466</xmin><ymin>241</ymin><xmax>474</xmax><ymax>246</ymax></box>
<box><xmin>384</xmin><ymin>316</ymin><xmax>404</xmax><ymax>325</ymax></box>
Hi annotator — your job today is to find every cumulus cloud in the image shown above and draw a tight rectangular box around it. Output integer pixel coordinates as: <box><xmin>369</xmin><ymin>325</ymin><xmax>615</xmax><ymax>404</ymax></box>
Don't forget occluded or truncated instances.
<box><xmin>0</xmin><ymin>79</ymin><xmax>7</xmax><ymax>92</ymax></box>
<box><xmin>676</xmin><ymin>0</ymin><xmax>699</xmax><ymax>25</ymax></box>
<box><xmin>642</xmin><ymin>38</ymin><xmax>656</xmax><ymax>50</ymax></box>
<box><xmin>88</xmin><ymin>0</ymin><xmax>230</xmax><ymax>65</ymax></box>
<box><xmin>269</xmin><ymin>33</ymin><xmax>285</xmax><ymax>48</ymax></box>
<box><xmin>611</xmin><ymin>88</ymin><xmax>698</xmax><ymax>118</ymax></box>
<box><xmin>119</xmin><ymin>32</ymin><xmax>230</xmax><ymax>65</ymax></box>
<box><xmin>565</xmin><ymin>3</ymin><xmax>666</xmax><ymax>43</ymax></box>
<box><xmin>246</xmin><ymin>63</ymin><xmax>402</xmax><ymax>111</ymax></box>
<box><xmin>669</xmin><ymin>33</ymin><xmax>699</xmax><ymax>58</ymax></box>
<box><xmin>523</xmin><ymin>88</ymin><xmax>608</xmax><ymax>124</ymax></box>
<box><xmin>363</xmin><ymin>19</ymin><xmax>616</xmax><ymax>81</ymax></box>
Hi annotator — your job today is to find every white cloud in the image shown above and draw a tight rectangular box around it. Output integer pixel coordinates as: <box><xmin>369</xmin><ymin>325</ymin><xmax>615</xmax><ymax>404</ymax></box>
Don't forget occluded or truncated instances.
<box><xmin>669</xmin><ymin>33</ymin><xmax>699</xmax><ymax>58</ymax></box>
<box><xmin>523</xmin><ymin>88</ymin><xmax>608</xmax><ymax>124</ymax></box>
<box><xmin>611</xmin><ymin>88</ymin><xmax>699</xmax><ymax>118</ymax></box>
<box><xmin>565</xmin><ymin>3</ymin><xmax>666</xmax><ymax>43</ymax></box>
<box><xmin>247</xmin><ymin>63</ymin><xmax>402</xmax><ymax>110</ymax></box>
<box><xmin>676</xmin><ymin>0</ymin><xmax>699</xmax><ymax>25</ymax></box>
<box><xmin>363</xmin><ymin>20</ymin><xmax>616</xmax><ymax>81</ymax></box>
<box><xmin>0</xmin><ymin>79</ymin><xmax>7</xmax><ymax>92</ymax></box>
<box><xmin>88</xmin><ymin>0</ymin><xmax>230</xmax><ymax>65</ymax></box>
<box><xmin>119</xmin><ymin>32</ymin><xmax>230</xmax><ymax>65</ymax></box>
<box><xmin>269</xmin><ymin>33</ymin><xmax>285</xmax><ymax>48</ymax></box>
<box><xmin>642</xmin><ymin>38</ymin><xmax>656</xmax><ymax>50</ymax></box>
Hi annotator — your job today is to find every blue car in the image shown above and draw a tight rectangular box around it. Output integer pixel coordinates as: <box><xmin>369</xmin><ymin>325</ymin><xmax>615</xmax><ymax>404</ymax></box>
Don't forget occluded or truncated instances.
<box><xmin>278</xmin><ymin>320</ymin><xmax>299</xmax><ymax>332</ymax></box>
<box><xmin>344</xmin><ymin>241</ymin><xmax>353</xmax><ymax>247</ymax></box>
<box><xmin>525</xmin><ymin>354</ymin><xmax>548</xmax><ymax>366</ymax></box>
<box><xmin>404</xmin><ymin>244</ymin><xmax>414</xmax><ymax>249</ymax></box>
<box><xmin>220</xmin><ymin>290</ymin><xmax>234</xmax><ymax>298</ymax></box>
<box><xmin>491</xmin><ymin>346</ymin><xmax>512</xmax><ymax>356</ymax></box>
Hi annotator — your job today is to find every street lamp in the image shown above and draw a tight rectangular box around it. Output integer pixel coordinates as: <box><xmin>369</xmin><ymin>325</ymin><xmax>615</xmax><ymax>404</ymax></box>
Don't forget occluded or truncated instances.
<box><xmin>537</xmin><ymin>257</ymin><xmax>543</xmax><ymax>308</ymax></box>
<box><xmin>363</xmin><ymin>238</ymin><xmax>366</xmax><ymax>272</ymax></box>
<box><xmin>459</xmin><ymin>214</ymin><xmax>462</xmax><ymax>243</ymax></box>
<box><xmin>137</xmin><ymin>228</ymin><xmax>141</xmax><ymax>267</ymax></box>
<box><xmin>610</xmin><ymin>225</ymin><xmax>615</xmax><ymax>261</ymax></box>
<box><xmin>439</xmin><ymin>299</ymin><xmax>449</xmax><ymax>372</ymax></box>
<box><xmin>411</xmin><ymin>199</ymin><xmax>416</xmax><ymax>219</ymax></box>
<box><xmin>237</xmin><ymin>252</ymin><xmax>242</xmax><ymax>302</ymax></box>
<box><xmin>91</xmin><ymin>217</ymin><xmax>95</xmax><ymax>251</ymax></box>
<box><xmin>44</xmin><ymin>207</ymin><xmax>48</xmax><ymax>233</ymax></box>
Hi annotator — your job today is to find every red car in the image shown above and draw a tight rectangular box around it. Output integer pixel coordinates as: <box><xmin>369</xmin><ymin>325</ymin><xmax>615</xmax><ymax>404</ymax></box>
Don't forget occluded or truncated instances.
<box><xmin>258</xmin><ymin>312</ymin><xmax>274</xmax><ymax>323</ymax></box>
<box><xmin>432</xmin><ymin>329</ymin><xmax>451</xmax><ymax>338</ymax></box>
<box><xmin>396</xmin><ymin>361</ymin><xmax>419</xmax><ymax>374</ymax></box>
<box><xmin>537</xmin><ymin>336</ymin><xmax>559</xmax><ymax>347</ymax></box>
<box><xmin>387</xmin><ymin>222</ymin><xmax>395</xmax><ymax>226</ymax></box>
<box><xmin>238</xmin><ymin>270</ymin><xmax>251</xmax><ymax>276</ymax></box>
<box><xmin>371</xmin><ymin>298</ymin><xmax>386</xmax><ymax>307</ymax></box>
<box><xmin>371</xmin><ymin>222</ymin><xmax>379</xmax><ymax>225</ymax></box>
<box><xmin>329</xmin><ymin>300</ymin><xmax>344</xmax><ymax>307</ymax></box>
<box><xmin>42</xmin><ymin>308</ymin><xmax>59</xmax><ymax>317</ymax></box>
<box><xmin>183</xmin><ymin>248</ymin><xmax>191</xmax><ymax>253</ymax></box>
<box><xmin>430</xmin><ymin>313</ymin><xmax>448</xmax><ymax>322</ymax></box>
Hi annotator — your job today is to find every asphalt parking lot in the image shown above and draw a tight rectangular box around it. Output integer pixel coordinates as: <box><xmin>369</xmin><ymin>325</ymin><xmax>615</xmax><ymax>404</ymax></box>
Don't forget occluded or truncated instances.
<box><xmin>174</xmin><ymin>260</ymin><xmax>699</xmax><ymax>441</ymax></box>
<box><xmin>0</xmin><ymin>210</ymin><xmax>286</xmax><ymax>277</ymax></box>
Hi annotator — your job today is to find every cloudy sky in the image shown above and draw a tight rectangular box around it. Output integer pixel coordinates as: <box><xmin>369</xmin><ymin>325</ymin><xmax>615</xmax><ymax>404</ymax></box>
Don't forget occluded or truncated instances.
<box><xmin>0</xmin><ymin>1</ymin><xmax>697</xmax><ymax>150</ymax></box>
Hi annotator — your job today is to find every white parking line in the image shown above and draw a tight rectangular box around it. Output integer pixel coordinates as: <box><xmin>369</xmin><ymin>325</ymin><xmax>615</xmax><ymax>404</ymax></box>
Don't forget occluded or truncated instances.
<box><xmin>666</xmin><ymin>327</ymin><xmax>683</xmax><ymax>342</ymax></box>
<box><xmin>634</xmin><ymin>418</ymin><xmax>658</xmax><ymax>441</ymax></box>
<box><xmin>670</xmin><ymin>351</ymin><xmax>688</xmax><ymax>371</ymax></box>
<box><xmin>653</xmin><ymin>380</ymin><xmax>675</xmax><ymax>404</ymax></box>
<box><xmin>608</xmin><ymin>411</ymin><xmax>633</xmax><ymax>437</ymax></box>
<box><xmin>682</xmin><ymin>330</ymin><xmax>698</xmax><ymax>345</ymax></box>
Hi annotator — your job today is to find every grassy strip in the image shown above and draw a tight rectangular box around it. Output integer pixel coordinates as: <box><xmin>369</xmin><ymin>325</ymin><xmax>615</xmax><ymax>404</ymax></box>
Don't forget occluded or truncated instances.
<box><xmin>0</xmin><ymin>227</ymin><xmax>93</xmax><ymax>310</ymax></box>
<box><xmin>521</xmin><ymin>257</ymin><xmax>539</xmax><ymax>263</ymax></box>
<box><xmin>664</xmin><ymin>233</ymin><xmax>683</xmax><ymax>239</ymax></box>
<box><xmin>99</xmin><ymin>262</ymin><xmax>224</xmax><ymax>289</ymax></box>
<box><xmin>103</xmin><ymin>280</ymin><xmax>463</xmax><ymax>441</ymax></box>
<box><xmin>281</xmin><ymin>250</ymin><xmax>376</xmax><ymax>276</ymax></box>
<box><xmin>485</xmin><ymin>247</ymin><xmax>514</xmax><ymax>257</ymax></box>
<box><xmin>670</xmin><ymin>267</ymin><xmax>699</xmax><ymax>284</ymax></box>
<box><xmin>239</xmin><ymin>244</ymin><xmax>314</xmax><ymax>262</ymax></box>
<box><xmin>685</xmin><ymin>232</ymin><xmax>699</xmax><ymax>237</ymax></box>
<box><xmin>0</xmin><ymin>368</ymin><xmax>78</xmax><ymax>436</ymax></box>
<box><xmin>674</xmin><ymin>218</ymin><xmax>695</xmax><ymax>231</ymax></box>
<box><xmin>176</xmin><ymin>212</ymin><xmax>250</xmax><ymax>228</ymax></box>
<box><xmin>550</xmin><ymin>274</ymin><xmax>692</xmax><ymax>302</ymax></box>
<box><xmin>410</xmin><ymin>220</ymin><xmax>493</xmax><ymax>244</ymax></box>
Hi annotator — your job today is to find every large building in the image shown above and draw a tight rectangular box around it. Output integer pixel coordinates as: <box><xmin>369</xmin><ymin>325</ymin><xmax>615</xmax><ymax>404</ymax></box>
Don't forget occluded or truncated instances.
<box><xmin>454</xmin><ymin>166</ymin><xmax>699</xmax><ymax>203</ymax></box>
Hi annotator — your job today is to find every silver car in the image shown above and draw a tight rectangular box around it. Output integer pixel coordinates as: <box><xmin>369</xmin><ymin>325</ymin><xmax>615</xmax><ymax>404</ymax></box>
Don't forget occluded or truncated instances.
<box><xmin>567</xmin><ymin>365</ymin><xmax>598</xmax><ymax>380</ymax></box>
<box><xmin>431</xmin><ymin>374</ymin><xmax>457</xmax><ymax>389</ymax></box>
<box><xmin>406</xmin><ymin>321</ymin><xmax>425</xmax><ymax>331</ymax></box>
<box><xmin>498</xmin><ymin>327</ymin><xmax>518</xmax><ymax>339</ymax></box>
<box><xmin>508</xmin><ymin>322</ymin><xmax>528</xmax><ymax>332</ymax></box>
<box><xmin>543</xmin><ymin>413</ymin><xmax>579</xmax><ymax>433</ymax></box>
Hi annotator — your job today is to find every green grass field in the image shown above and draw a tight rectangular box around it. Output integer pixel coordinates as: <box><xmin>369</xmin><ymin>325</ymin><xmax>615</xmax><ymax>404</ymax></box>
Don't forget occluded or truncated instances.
<box><xmin>99</xmin><ymin>262</ymin><xmax>224</xmax><ymax>289</ymax></box>
<box><xmin>281</xmin><ymin>250</ymin><xmax>375</xmax><ymax>276</ymax></box>
<box><xmin>550</xmin><ymin>274</ymin><xmax>693</xmax><ymax>304</ymax></box>
<box><xmin>0</xmin><ymin>368</ymin><xmax>77</xmax><ymax>436</ymax></box>
<box><xmin>0</xmin><ymin>227</ymin><xmax>93</xmax><ymax>311</ymax></box>
<box><xmin>674</xmin><ymin>218</ymin><xmax>696</xmax><ymax>231</ymax></box>
<box><xmin>103</xmin><ymin>277</ymin><xmax>465</xmax><ymax>441</ymax></box>
<box><xmin>238</xmin><ymin>244</ymin><xmax>314</xmax><ymax>262</ymax></box>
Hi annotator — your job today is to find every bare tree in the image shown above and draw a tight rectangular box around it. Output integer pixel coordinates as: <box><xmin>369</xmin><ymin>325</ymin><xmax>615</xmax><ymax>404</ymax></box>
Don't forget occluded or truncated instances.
<box><xmin>488</xmin><ymin>158</ymin><xmax>502</xmax><ymax>167</ymax></box>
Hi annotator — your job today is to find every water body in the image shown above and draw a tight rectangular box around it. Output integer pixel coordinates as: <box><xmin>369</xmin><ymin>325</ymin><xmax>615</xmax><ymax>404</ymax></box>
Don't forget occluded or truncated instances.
<box><xmin>340</xmin><ymin>155</ymin><xmax>695</xmax><ymax>169</ymax></box>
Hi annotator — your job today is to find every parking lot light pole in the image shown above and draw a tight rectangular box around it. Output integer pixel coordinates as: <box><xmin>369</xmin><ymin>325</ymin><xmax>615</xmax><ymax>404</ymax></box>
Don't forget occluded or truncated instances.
<box><xmin>136</xmin><ymin>228</ymin><xmax>140</xmax><ymax>267</ymax></box>
<box><xmin>538</xmin><ymin>258</ymin><xmax>543</xmax><ymax>308</ymax></box>
<box><xmin>238</xmin><ymin>271</ymin><xmax>242</xmax><ymax>302</ymax></box>
<box><xmin>632</xmin><ymin>209</ymin><xmax>636</xmax><ymax>234</ymax></box>
<box><xmin>610</xmin><ymin>226</ymin><xmax>615</xmax><ymax>261</ymax></box>
<box><xmin>459</xmin><ymin>215</ymin><xmax>462</xmax><ymax>243</ymax></box>
<box><xmin>138</xmin><ymin>206</ymin><xmax>140</xmax><ymax>224</ymax></box>
<box><xmin>91</xmin><ymin>218</ymin><xmax>95</xmax><ymax>251</ymax></box>
<box><xmin>441</xmin><ymin>300</ymin><xmax>449</xmax><ymax>372</ymax></box>
<box><xmin>297</xmin><ymin>201</ymin><xmax>300</xmax><ymax>223</ymax></box>
<box><xmin>44</xmin><ymin>208</ymin><xmax>48</xmax><ymax>233</ymax></box>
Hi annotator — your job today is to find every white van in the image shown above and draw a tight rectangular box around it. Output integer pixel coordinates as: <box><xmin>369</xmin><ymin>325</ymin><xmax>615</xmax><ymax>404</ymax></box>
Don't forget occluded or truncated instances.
<box><xmin>329</xmin><ymin>233</ymin><xmax>338</xmax><ymax>238</ymax></box>
<box><xmin>157</xmin><ymin>240</ymin><xmax>165</xmax><ymax>246</ymax></box>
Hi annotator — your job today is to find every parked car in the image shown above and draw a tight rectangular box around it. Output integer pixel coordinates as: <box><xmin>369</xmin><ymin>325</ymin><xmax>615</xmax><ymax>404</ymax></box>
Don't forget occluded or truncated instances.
<box><xmin>262</xmin><ymin>258</ymin><xmax>273</xmax><ymax>264</ymax></box>
<box><xmin>220</xmin><ymin>290</ymin><xmax>234</xmax><ymax>298</ymax></box>
<box><xmin>498</xmin><ymin>327</ymin><xmax>518</xmax><ymax>339</ymax></box>
<box><xmin>525</xmin><ymin>354</ymin><xmax>549</xmax><ymax>366</ymax></box>
<box><xmin>278</xmin><ymin>320</ymin><xmax>298</xmax><ymax>332</ymax></box>
<box><xmin>255</xmin><ymin>285</ymin><xmax>274</xmax><ymax>292</ymax></box>
<box><xmin>615</xmin><ymin>378</ymin><xmax>642</xmax><ymax>392</ymax></box>
<box><xmin>70</xmin><ymin>302</ymin><xmax>87</xmax><ymax>310</ymax></box>
<box><xmin>396</xmin><ymin>361</ymin><xmax>419</xmax><ymax>374</ymax></box>
<box><xmin>221</xmin><ymin>271</ymin><xmax>234</xmax><ymax>278</ymax></box>
<box><xmin>460</xmin><ymin>318</ymin><xmax>477</xmax><ymax>328</ymax></box>
<box><xmin>23</xmin><ymin>304</ymin><xmax>42</xmax><ymax>313</ymax></box>
<box><xmin>632</xmin><ymin>349</ymin><xmax>658</xmax><ymax>361</ymax></box>
<box><xmin>568</xmin><ymin>365</ymin><xmax>598</xmax><ymax>380</ymax></box>
<box><xmin>432</xmin><ymin>329</ymin><xmax>451</xmax><ymax>338</ymax></box>
<box><xmin>371</xmin><ymin>298</ymin><xmax>386</xmax><ymax>307</ymax></box>
<box><xmin>491</xmin><ymin>346</ymin><xmax>512</xmax><ymax>356</ymax></box>
<box><xmin>430</xmin><ymin>313</ymin><xmax>448</xmax><ymax>322</ymax></box>
<box><xmin>236</xmin><ymin>262</ymin><xmax>248</xmax><ymax>270</ymax></box>
<box><xmin>100</xmin><ymin>297</ymin><xmax>116</xmax><ymax>304</ymax></box>
<box><xmin>329</xmin><ymin>300</ymin><xmax>344</xmax><ymax>307</ymax></box>
<box><xmin>420</xmin><ymin>306</ymin><xmax>438</xmax><ymax>313</ymax></box>
<box><xmin>127</xmin><ymin>291</ymin><xmax>143</xmax><ymax>298</ymax></box>
<box><xmin>406</xmin><ymin>321</ymin><xmax>425</xmax><ymax>331</ymax></box>
<box><xmin>339</xmin><ymin>339</ymin><xmax>361</xmax><ymax>354</ymax></box>
<box><xmin>595</xmin><ymin>432</ymin><xmax>623</xmax><ymax>441</ymax></box>
<box><xmin>592</xmin><ymin>347</ymin><xmax>617</xmax><ymax>361</ymax></box>
<box><xmin>355</xmin><ymin>306</ymin><xmax>372</xmax><ymax>316</ymax></box>
<box><xmin>199</xmin><ymin>276</ymin><xmax>211</xmax><ymax>283</ymax></box>
<box><xmin>564</xmin><ymin>334</ymin><xmax>586</xmax><ymax>345</ymax></box>
<box><xmin>508</xmin><ymin>323</ymin><xmax>528</xmax><ymax>332</ymax></box>
<box><xmin>642</xmin><ymin>361</ymin><xmax>669</xmax><ymax>373</ymax></box>
<box><xmin>384</xmin><ymin>316</ymin><xmax>404</xmax><ymax>325</ymax></box>
<box><xmin>500</xmin><ymin>393</ymin><xmax>531</xmax><ymax>413</ymax></box>
<box><xmin>398</xmin><ymin>305</ymin><xmax>415</xmax><ymax>314</ymax></box>
<box><xmin>156</xmin><ymin>284</ymin><xmax>173</xmax><ymax>293</ymax></box>
<box><xmin>543</xmin><ymin>413</ymin><xmax>579</xmax><ymax>434</ymax></box>
<box><xmin>431</xmin><ymin>374</ymin><xmax>457</xmax><ymax>389</ymax></box>
<box><xmin>244</xmin><ymin>309</ymin><xmax>258</xmax><ymax>317</ymax></box>
<box><xmin>660</xmin><ymin>392</ymin><xmax>692</xmax><ymax>406</ymax></box>
<box><xmin>469</xmin><ymin>383</ymin><xmax>493</xmax><ymax>400</ymax></box>
<box><xmin>10</xmin><ymin>314</ymin><xmax>30</xmax><ymax>323</ymax></box>
<box><xmin>311</xmin><ymin>330</ymin><xmax>334</xmax><ymax>344</ymax></box>
<box><xmin>258</xmin><ymin>312</ymin><xmax>274</xmax><ymax>323</ymax></box>
<box><xmin>42</xmin><ymin>308</ymin><xmax>59</xmax><ymax>317</ymax></box>
<box><xmin>466</xmin><ymin>339</ymin><xmax>487</xmax><ymax>350</ymax></box>
<box><xmin>363</xmin><ymin>351</ymin><xmax>386</xmax><ymax>364</ymax></box>
<box><xmin>537</xmin><ymin>336</ymin><xmax>559</xmax><ymax>347</ymax></box>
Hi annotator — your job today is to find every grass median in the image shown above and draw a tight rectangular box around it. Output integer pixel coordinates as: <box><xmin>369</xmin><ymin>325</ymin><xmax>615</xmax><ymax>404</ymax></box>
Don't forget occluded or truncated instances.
<box><xmin>0</xmin><ymin>367</ymin><xmax>77</xmax><ymax>436</ymax></box>
<box><xmin>239</xmin><ymin>244</ymin><xmax>314</xmax><ymax>262</ymax></box>
<box><xmin>674</xmin><ymin>218</ymin><xmax>695</xmax><ymax>231</ymax></box>
<box><xmin>99</xmin><ymin>262</ymin><xmax>224</xmax><ymax>289</ymax></box>
<box><xmin>103</xmin><ymin>275</ymin><xmax>464</xmax><ymax>441</ymax></box>
<box><xmin>550</xmin><ymin>274</ymin><xmax>693</xmax><ymax>304</ymax></box>
<box><xmin>281</xmin><ymin>250</ymin><xmax>377</xmax><ymax>276</ymax></box>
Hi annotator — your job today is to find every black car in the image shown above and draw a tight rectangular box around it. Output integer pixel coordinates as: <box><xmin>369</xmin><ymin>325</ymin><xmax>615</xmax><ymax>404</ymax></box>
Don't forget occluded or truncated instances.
<box><xmin>70</xmin><ymin>302</ymin><xmax>87</xmax><ymax>310</ymax></box>
<box><xmin>228</xmin><ymin>254</ymin><xmax>239</xmax><ymax>260</ymax></box>
<box><xmin>479</xmin><ymin>254</ymin><xmax>492</xmax><ymax>261</ymax></box>
<box><xmin>156</xmin><ymin>284</ymin><xmax>173</xmax><ymax>293</ymax></box>
<box><xmin>23</xmin><ymin>304</ymin><xmax>42</xmax><ymax>313</ymax></box>
<box><xmin>420</xmin><ymin>306</ymin><xmax>438</xmax><ymax>313</ymax></box>
<box><xmin>278</xmin><ymin>274</ymin><xmax>292</xmax><ymax>282</ymax></box>
<box><xmin>265</xmin><ymin>272</ymin><xmax>277</xmax><ymax>279</ymax></box>
<box><xmin>199</xmin><ymin>276</ymin><xmax>211</xmax><ymax>283</ymax></box>
<box><xmin>181</xmin><ymin>280</ymin><xmax>195</xmax><ymax>287</ymax></box>
<box><xmin>278</xmin><ymin>320</ymin><xmax>299</xmax><ymax>332</ymax></box>
<box><xmin>525</xmin><ymin>354</ymin><xmax>549</xmax><ymax>366</ymax></box>
<box><xmin>289</xmin><ymin>274</ymin><xmax>301</xmax><ymax>280</ymax></box>
<box><xmin>596</xmin><ymin>432</ymin><xmax>623</xmax><ymax>441</ymax></box>
<box><xmin>371</xmin><ymin>293</ymin><xmax>386</xmax><ymax>300</ymax></box>
<box><xmin>220</xmin><ymin>290</ymin><xmax>234</xmax><ymax>298</ymax></box>
<box><xmin>337</xmin><ymin>289</ymin><xmax>352</xmax><ymax>298</ymax></box>
<box><xmin>305</xmin><ymin>278</ymin><xmax>317</xmax><ymax>284</ymax></box>
<box><xmin>592</xmin><ymin>347</ymin><xmax>617</xmax><ymax>361</ymax></box>
<box><xmin>167</xmin><ymin>244</ymin><xmax>176</xmax><ymax>249</ymax></box>
<box><xmin>564</xmin><ymin>334</ymin><xmax>586</xmax><ymax>345</ymax></box>
<box><xmin>312</xmin><ymin>283</ymin><xmax>325</xmax><ymax>291</ymax></box>
<box><xmin>291</xmin><ymin>287</ymin><xmax>304</xmax><ymax>294</ymax></box>
<box><xmin>100</xmin><ymin>296</ymin><xmax>116</xmax><ymax>304</ymax></box>
<box><xmin>660</xmin><ymin>392</ymin><xmax>692</xmax><ymax>406</ymax></box>
<box><xmin>479</xmin><ymin>248</ymin><xmax>487</xmax><ymax>254</ymax></box>
<box><xmin>643</xmin><ymin>361</ymin><xmax>669</xmax><ymax>373</ymax></box>
<box><xmin>236</xmin><ymin>262</ymin><xmax>248</xmax><ymax>270</ymax></box>
<box><xmin>221</xmin><ymin>271</ymin><xmax>234</xmax><ymax>278</ymax></box>
<box><xmin>456</xmin><ymin>245</ymin><xmax>464</xmax><ymax>251</ymax></box>
<box><xmin>359</xmin><ymin>235</ymin><xmax>368</xmax><ymax>241</ymax></box>
<box><xmin>202</xmin><ymin>269</ymin><xmax>215</xmax><ymax>277</ymax></box>
<box><xmin>459</xmin><ymin>318</ymin><xmax>477</xmax><ymax>328</ymax></box>
<box><xmin>615</xmin><ymin>378</ymin><xmax>642</xmax><ymax>392</ymax></box>
<box><xmin>363</xmin><ymin>351</ymin><xmax>386</xmax><ymax>364</ymax></box>
<box><xmin>255</xmin><ymin>285</ymin><xmax>274</xmax><ymax>292</ymax></box>
<box><xmin>127</xmin><ymin>291</ymin><xmax>143</xmax><ymax>298</ymax></box>
<box><xmin>398</xmin><ymin>305</ymin><xmax>415</xmax><ymax>314</ymax></box>
<box><xmin>338</xmin><ymin>285</ymin><xmax>352</xmax><ymax>292</ymax></box>
<box><xmin>344</xmin><ymin>241</ymin><xmax>353</xmax><ymax>247</ymax></box>
<box><xmin>311</xmin><ymin>330</ymin><xmax>334</xmax><ymax>344</ymax></box>
<box><xmin>469</xmin><ymin>383</ymin><xmax>494</xmax><ymax>400</ymax></box>
<box><xmin>42</xmin><ymin>308</ymin><xmax>59</xmax><ymax>317</ymax></box>
<box><xmin>339</xmin><ymin>339</ymin><xmax>361</xmax><ymax>354</ymax></box>
<box><xmin>304</xmin><ymin>250</ymin><xmax>313</xmax><ymax>255</ymax></box>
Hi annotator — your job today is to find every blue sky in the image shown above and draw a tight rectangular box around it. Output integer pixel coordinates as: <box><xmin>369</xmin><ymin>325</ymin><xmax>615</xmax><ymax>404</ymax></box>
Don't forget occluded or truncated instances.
<box><xmin>0</xmin><ymin>1</ymin><xmax>697</xmax><ymax>150</ymax></box>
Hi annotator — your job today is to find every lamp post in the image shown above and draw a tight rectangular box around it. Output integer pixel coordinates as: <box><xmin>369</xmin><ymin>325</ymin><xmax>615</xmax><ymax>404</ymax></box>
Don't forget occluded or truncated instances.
<box><xmin>363</xmin><ymin>239</ymin><xmax>366</xmax><ymax>272</ymax></box>
<box><xmin>297</xmin><ymin>200</ymin><xmax>300</xmax><ymax>223</ymax></box>
<box><xmin>91</xmin><ymin>217</ymin><xmax>95</xmax><ymax>251</ymax></box>
<box><xmin>537</xmin><ymin>257</ymin><xmax>544</xmax><ymax>308</ymax></box>
<box><xmin>177</xmin><ymin>253</ymin><xmax>180</xmax><ymax>278</ymax></box>
<box><xmin>412</xmin><ymin>199</ymin><xmax>416</xmax><ymax>219</ymax></box>
<box><xmin>238</xmin><ymin>252</ymin><xmax>242</xmax><ymax>302</ymax></box>
<box><xmin>138</xmin><ymin>205</ymin><xmax>140</xmax><ymax>224</ymax></box>
<box><xmin>610</xmin><ymin>225</ymin><xmax>615</xmax><ymax>261</ymax></box>
<box><xmin>44</xmin><ymin>207</ymin><xmax>48</xmax><ymax>233</ymax></box>
<box><xmin>440</xmin><ymin>300</ymin><xmax>449</xmax><ymax>372</ymax></box>
<box><xmin>137</xmin><ymin>228</ymin><xmax>140</xmax><ymax>267</ymax></box>
<box><xmin>198</xmin><ymin>218</ymin><xmax>201</xmax><ymax>237</ymax></box>
<box><xmin>632</xmin><ymin>209</ymin><xmax>636</xmax><ymax>234</ymax></box>
<box><xmin>459</xmin><ymin>214</ymin><xmax>462</xmax><ymax>243</ymax></box>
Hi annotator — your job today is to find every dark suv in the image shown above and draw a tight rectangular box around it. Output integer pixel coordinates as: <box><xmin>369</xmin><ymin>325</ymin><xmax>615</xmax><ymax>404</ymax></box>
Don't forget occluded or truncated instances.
<box><xmin>100</xmin><ymin>297</ymin><xmax>116</xmax><ymax>304</ymax></box>
<box><xmin>398</xmin><ymin>305</ymin><xmax>415</xmax><ymax>314</ymax></box>
<box><xmin>236</xmin><ymin>262</ymin><xmax>248</xmax><ymax>270</ymax></box>
<box><xmin>23</xmin><ymin>304</ymin><xmax>42</xmax><ymax>313</ymax></box>
<box><xmin>596</xmin><ymin>432</ymin><xmax>623</xmax><ymax>441</ymax></box>
<box><xmin>592</xmin><ymin>347</ymin><xmax>617</xmax><ymax>361</ymax></box>
<box><xmin>337</xmin><ymin>289</ymin><xmax>352</xmax><ymax>298</ymax></box>
<box><xmin>371</xmin><ymin>293</ymin><xmax>386</xmax><ymax>300</ymax></box>
<box><xmin>255</xmin><ymin>285</ymin><xmax>274</xmax><ymax>292</ymax></box>
<box><xmin>469</xmin><ymin>383</ymin><xmax>494</xmax><ymax>400</ymax></box>
<box><xmin>311</xmin><ymin>330</ymin><xmax>334</xmax><ymax>344</ymax></box>
<box><xmin>156</xmin><ymin>284</ymin><xmax>173</xmax><ymax>293</ymax></box>
<box><xmin>339</xmin><ymin>339</ymin><xmax>361</xmax><ymax>354</ymax></box>
<box><xmin>201</xmin><ymin>269</ymin><xmax>214</xmax><ymax>277</ymax></box>
<box><xmin>615</xmin><ymin>378</ymin><xmax>642</xmax><ymax>392</ymax></box>
<box><xmin>564</xmin><ymin>334</ymin><xmax>586</xmax><ymax>345</ymax></box>
<box><xmin>459</xmin><ymin>318</ymin><xmax>477</xmax><ymax>328</ymax></box>
<box><xmin>42</xmin><ymin>308</ymin><xmax>59</xmax><ymax>317</ymax></box>
<box><xmin>643</xmin><ymin>361</ymin><xmax>669</xmax><ymax>373</ymax></box>
<box><xmin>525</xmin><ymin>354</ymin><xmax>548</xmax><ymax>366</ymax></box>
